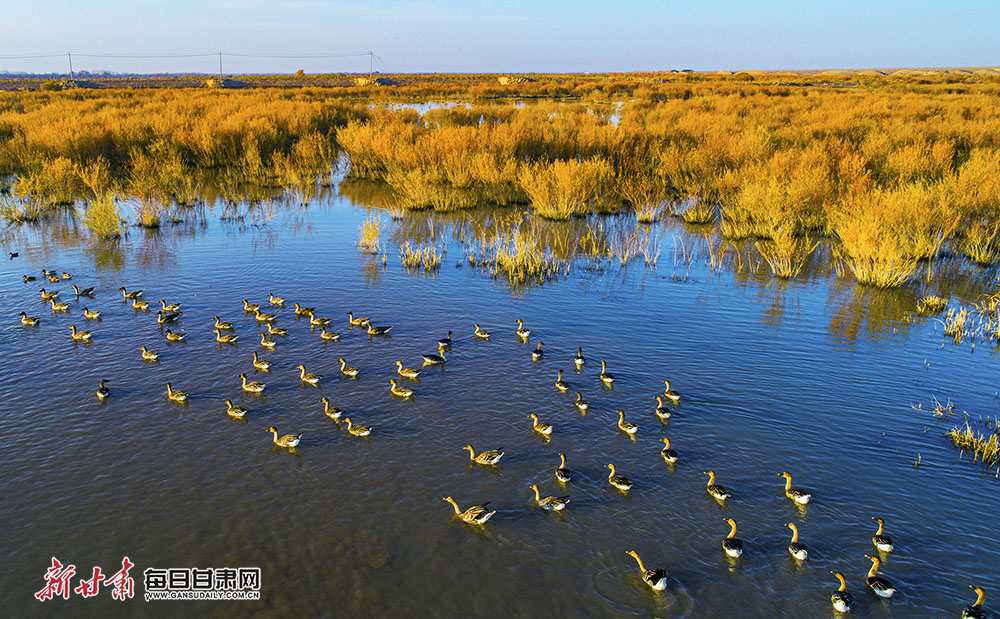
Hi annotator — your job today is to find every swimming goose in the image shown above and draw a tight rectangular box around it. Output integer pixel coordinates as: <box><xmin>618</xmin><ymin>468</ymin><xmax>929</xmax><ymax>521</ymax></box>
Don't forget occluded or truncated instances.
<box><xmin>617</xmin><ymin>410</ymin><xmax>638</xmax><ymax>435</ymax></box>
<box><xmin>367</xmin><ymin>323</ymin><xmax>392</xmax><ymax>335</ymax></box>
<box><xmin>259</xmin><ymin>332</ymin><xmax>277</xmax><ymax>349</ymax></box>
<box><xmin>704</xmin><ymin>471</ymin><xmax>730</xmax><ymax>501</ymax></box>
<box><xmin>722</xmin><ymin>518</ymin><xmax>744</xmax><ymax>558</ymax></box>
<box><xmin>785</xmin><ymin>523</ymin><xmax>808</xmax><ymax>560</ymax></box>
<box><xmin>421</xmin><ymin>345</ymin><xmax>447</xmax><ymax>365</ymax></box>
<box><xmin>464</xmin><ymin>444</ymin><xmax>504</xmax><ymax>465</ymax></box>
<box><xmin>339</xmin><ymin>358</ymin><xmax>359</xmax><ymax>377</ymax></box>
<box><xmin>555</xmin><ymin>453</ymin><xmax>573</xmax><ymax>483</ymax></box>
<box><xmin>96</xmin><ymin>379</ymin><xmax>110</xmax><ymax>401</ymax></box>
<box><xmin>157</xmin><ymin>310</ymin><xmax>180</xmax><ymax>324</ymax></box>
<box><xmin>120</xmin><ymin>287</ymin><xmax>143</xmax><ymax>299</ymax></box>
<box><xmin>252</xmin><ymin>351</ymin><xmax>271</xmax><ymax>371</ymax></box>
<box><xmin>61</xmin><ymin>272</ymin><xmax>71</xmax><ymax>280</ymax></box>
<box><xmin>166</xmin><ymin>383</ymin><xmax>188</xmax><ymax>402</ymax></box>
<box><xmin>779</xmin><ymin>472</ymin><xmax>811</xmax><ymax>504</ymax></box>
<box><xmin>515</xmin><ymin>319</ymin><xmax>530</xmax><ymax>339</ymax></box>
<box><xmin>253</xmin><ymin>308</ymin><xmax>277</xmax><ymax>322</ymax></box>
<box><xmin>529</xmin><ymin>413</ymin><xmax>553</xmax><ymax>435</ymax></box>
<box><xmin>266</xmin><ymin>323</ymin><xmax>288</xmax><ymax>336</ymax></box>
<box><xmin>963</xmin><ymin>586</ymin><xmax>987</xmax><ymax>619</ymax></box>
<box><xmin>473</xmin><ymin>323</ymin><xmax>490</xmax><ymax>339</ymax></box>
<box><xmin>268</xmin><ymin>293</ymin><xmax>285</xmax><ymax>306</ymax></box>
<box><xmin>214</xmin><ymin>328</ymin><xmax>239</xmax><ymax>344</ymax></box>
<box><xmin>654</xmin><ymin>396</ymin><xmax>671</xmax><ymax>420</ymax></box>
<box><xmin>606</xmin><ymin>463</ymin><xmax>633</xmax><ymax>491</ymax></box>
<box><xmin>225</xmin><ymin>400</ymin><xmax>247</xmax><ymax>418</ymax></box>
<box><xmin>308</xmin><ymin>312</ymin><xmax>331</xmax><ymax>326</ymax></box>
<box><xmin>40</xmin><ymin>288</ymin><xmax>60</xmax><ymax>300</ymax></box>
<box><xmin>554</xmin><ymin>369</ymin><xmax>569</xmax><ymax>392</ymax></box>
<box><xmin>528</xmin><ymin>485</ymin><xmax>569</xmax><ymax>511</ymax></box>
<box><xmin>574</xmin><ymin>346</ymin><xmax>585</xmax><ymax>368</ymax></box>
<box><xmin>660</xmin><ymin>438</ymin><xmax>678</xmax><ymax>463</ymax></box>
<box><xmin>442</xmin><ymin>497</ymin><xmax>495</xmax><ymax>525</ymax></box>
<box><xmin>242</xmin><ymin>299</ymin><xmax>260</xmax><ymax>312</ymax></box>
<box><xmin>574</xmin><ymin>392</ymin><xmax>590</xmax><ymax>413</ymax></box>
<box><xmin>164</xmin><ymin>329</ymin><xmax>186</xmax><ymax>342</ymax></box>
<box><xmin>531</xmin><ymin>341</ymin><xmax>545</xmax><ymax>360</ymax></box>
<box><xmin>865</xmin><ymin>555</ymin><xmax>896</xmax><ymax>598</ymax></box>
<box><xmin>72</xmin><ymin>285</ymin><xmax>96</xmax><ymax>297</ymax></box>
<box><xmin>830</xmin><ymin>571</ymin><xmax>854</xmax><ymax>614</ymax></box>
<box><xmin>625</xmin><ymin>550</ymin><xmax>667</xmax><ymax>591</ymax></box>
<box><xmin>663</xmin><ymin>380</ymin><xmax>680</xmax><ymax>402</ymax></box>
<box><xmin>69</xmin><ymin>325</ymin><xmax>93</xmax><ymax>340</ymax></box>
<box><xmin>396</xmin><ymin>361</ymin><xmax>421</xmax><ymax>379</ymax></box>
<box><xmin>47</xmin><ymin>273</ymin><xmax>59</xmax><ymax>283</ymax></box>
<box><xmin>239</xmin><ymin>373</ymin><xmax>266</xmax><ymax>393</ymax></box>
<box><xmin>599</xmin><ymin>360</ymin><xmax>615</xmax><ymax>385</ymax></box>
<box><xmin>160</xmin><ymin>300</ymin><xmax>182</xmax><ymax>312</ymax></box>
<box><xmin>213</xmin><ymin>316</ymin><xmax>234</xmax><ymax>330</ymax></box>
<box><xmin>19</xmin><ymin>312</ymin><xmax>39</xmax><ymax>326</ymax></box>
<box><xmin>320</xmin><ymin>397</ymin><xmax>343</xmax><ymax>420</ymax></box>
<box><xmin>23</xmin><ymin>275</ymin><xmax>36</xmax><ymax>282</ymax></box>
<box><xmin>140</xmin><ymin>346</ymin><xmax>159</xmax><ymax>361</ymax></box>
<box><xmin>50</xmin><ymin>298</ymin><xmax>70</xmax><ymax>311</ymax></box>
<box><xmin>871</xmin><ymin>517</ymin><xmax>894</xmax><ymax>553</ymax></box>
<box><xmin>346</xmin><ymin>311</ymin><xmax>370</xmax><ymax>326</ymax></box>
<box><xmin>343</xmin><ymin>417</ymin><xmax>372</xmax><ymax>437</ymax></box>
<box><xmin>388</xmin><ymin>379</ymin><xmax>414</xmax><ymax>398</ymax></box>
<box><xmin>266</xmin><ymin>426</ymin><xmax>302</xmax><ymax>448</ymax></box>
<box><xmin>293</xmin><ymin>303</ymin><xmax>314</xmax><ymax>316</ymax></box>
<box><xmin>437</xmin><ymin>331</ymin><xmax>453</xmax><ymax>347</ymax></box>
<box><xmin>319</xmin><ymin>328</ymin><xmax>341</xmax><ymax>341</ymax></box>
<box><xmin>132</xmin><ymin>298</ymin><xmax>150</xmax><ymax>311</ymax></box>
<box><xmin>297</xmin><ymin>364</ymin><xmax>322</xmax><ymax>385</ymax></box>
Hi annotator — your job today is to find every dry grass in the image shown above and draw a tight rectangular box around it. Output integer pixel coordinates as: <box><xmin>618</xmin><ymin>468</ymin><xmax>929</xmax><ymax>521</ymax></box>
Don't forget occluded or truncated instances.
<box><xmin>358</xmin><ymin>216</ymin><xmax>382</xmax><ymax>254</ymax></box>
<box><xmin>949</xmin><ymin>422</ymin><xmax>999</xmax><ymax>469</ymax></box>
<box><xmin>755</xmin><ymin>228</ymin><xmax>819</xmax><ymax>278</ymax></box>
<box><xmin>916</xmin><ymin>295</ymin><xmax>948</xmax><ymax>315</ymax></box>
<box><xmin>81</xmin><ymin>193</ymin><xmax>125</xmax><ymax>239</ymax></box>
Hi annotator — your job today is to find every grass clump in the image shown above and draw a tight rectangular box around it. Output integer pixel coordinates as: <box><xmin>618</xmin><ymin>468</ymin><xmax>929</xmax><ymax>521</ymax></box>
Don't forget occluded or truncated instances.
<box><xmin>0</xmin><ymin>195</ymin><xmax>46</xmax><ymax>223</ymax></box>
<box><xmin>755</xmin><ymin>228</ymin><xmax>819</xmax><ymax>279</ymax></box>
<box><xmin>916</xmin><ymin>295</ymin><xmax>948</xmax><ymax>315</ymax></box>
<box><xmin>680</xmin><ymin>198</ymin><xmax>714</xmax><ymax>224</ymax></box>
<box><xmin>81</xmin><ymin>193</ymin><xmax>125</xmax><ymax>239</ymax></box>
<box><xmin>399</xmin><ymin>242</ymin><xmax>442</xmax><ymax>272</ymax></box>
<box><xmin>942</xmin><ymin>307</ymin><xmax>972</xmax><ymax>343</ymax></box>
<box><xmin>949</xmin><ymin>421</ymin><xmax>999</xmax><ymax>468</ymax></box>
<box><xmin>518</xmin><ymin>158</ymin><xmax>614</xmax><ymax>220</ymax></box>
<box><xmin>358</xmin><ymin>216</ymin><xmax>382</xmax><ymax>254</ymax></box>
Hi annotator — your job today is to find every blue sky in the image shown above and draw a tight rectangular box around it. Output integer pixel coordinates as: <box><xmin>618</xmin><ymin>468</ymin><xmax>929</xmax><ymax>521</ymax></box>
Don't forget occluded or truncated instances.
<box><xmin>1</xmin><ymin>0</ymin><xmax>997</xmax><ymax>74</ymax></box>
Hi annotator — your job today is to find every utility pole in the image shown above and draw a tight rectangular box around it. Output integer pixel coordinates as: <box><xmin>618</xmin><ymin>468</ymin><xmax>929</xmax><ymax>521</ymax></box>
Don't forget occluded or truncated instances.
<box><xmin>369</xmin><ymin>51</ymin><xmax>373</xmax><ymax>77</ymax></box>
<box><xmin>219</xmin><ymin>52</ymin><xmax>224</xmax><ymax>80</ymax></box>
<box><xmin>67</xmin><ymin>52</ymin><xmax>74</xmax><ymax>81</ymax></box>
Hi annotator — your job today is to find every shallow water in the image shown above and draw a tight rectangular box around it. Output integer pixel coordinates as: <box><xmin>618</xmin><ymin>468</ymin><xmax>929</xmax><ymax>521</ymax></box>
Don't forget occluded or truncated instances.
<box><xmin>2</xmin><ymin>188</ymin><xmax>998</xmax><ymax>618</ymax></box>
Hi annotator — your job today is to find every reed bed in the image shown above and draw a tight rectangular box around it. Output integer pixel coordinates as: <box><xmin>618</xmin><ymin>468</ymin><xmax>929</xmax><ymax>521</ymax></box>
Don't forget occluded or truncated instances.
<box><xmin>949</xmin><ymin>421</ymin><xmax>1000</xmax><ymax>469</ymax></box>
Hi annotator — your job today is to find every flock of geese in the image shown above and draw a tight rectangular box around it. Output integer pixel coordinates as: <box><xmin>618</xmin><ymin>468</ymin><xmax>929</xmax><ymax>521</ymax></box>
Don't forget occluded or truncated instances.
<box><xmin>12</xmin><ymin>263</ymin><xmax>991</xmax><ymax>618</ymax></box>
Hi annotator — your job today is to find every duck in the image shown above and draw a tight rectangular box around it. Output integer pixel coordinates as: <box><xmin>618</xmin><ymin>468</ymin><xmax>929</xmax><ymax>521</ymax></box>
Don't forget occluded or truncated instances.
<box><xmin>599</xmin><ymin>360</ymin><xmax>615</xmax><ymax>385</ymax></box>
<box><xmin>71</xmin><ymin>285</ymin><xmax>95</xmax><ymax>297</ymax></box>
<box><xmin>396</xmin><ymin>361</ymin><xmax>421</xmax><ymax>379</ymax></box>
<box><xmin>343</xmin><ymin>417</ymin><xmax>372</xmax><ymax>437</ymax></box>
<box><xmin>339</xmin><ymin>358</ymin><xmax>359</xmax><ymax>377</ymax></box>
<box><xmin>140</xmin><ymin>346</ymin><xmax>159</xmax><ymax>361</ymax></box>
<box><xmin>19</xmin><ymin>311</ymin><xmax>39</xmax><ymax>326</ymax></box>
<box><xmin>574</xmin><ymin>346</ymin><xmax>586</xmax><ymax>368</ymax></box>
<box><xmin>785</xmin><ymin>523</ymin><xmax>808</xmax><ymax>560</ymax></box>
<box><xmin>625</xmin><ymin>550</ymin><xmax>667</xmax><ymax>591</ymax></box>
<box><xmin>366</xmin><ymin>322</ymin><xmax>392</xmax><ymax>336</ymax></box>
<box><xmin>96</xmin><ymin>379</ymin><xmax>110</xmax><ymax>401</ymax></box>
<box><xmin>473</xmin><ymin>323</ymin><xmax>490</xmax><ymax>339</ymax></box>
<box><xmin>268</xmin><ymin>292</ymin><xmax>285</xmax><ymax>306</ymax></box>
<box><xmin>225</xmin><ymin>400</ymin><xmax>247</xmax><ymax>418</ymax></box>
<box><xmin>23</xmin><ymin>275</ymin><xmax>37</xmax><ymax>282</ymax></box>
<box><xmin>555</xmin><ymin>453</ymin><xmax>573</xmax><ymax>483</ymax></box>
<box><xmin>617</xmin><ymin>410</ymin><xmax>638</xmax><ymax>435</ymax></box>
<box><xmin>166</xmin><ymin>383</ymin><xmax>188</xmax><ymax>403</ymax></box>
<box><xmin>531</xmin><ymin>341</ymin><xmax>545</xmax><ymax>360</ymax></box>
<box><xmin>9</xmin><ymin>251</ymin><xmax>18</xmax><ymax>259</ymax></box>
<box><xmin>308</xmin><ymin>313</ymin><xmax>331</xmax><ymax>326</ymax></box>
<box><xmin>214</xmin><ymin>328</ymin><xmax>239</xmax><ymax>344</ymax></box>
<box><xmin>389</xmin><ymin>379</ymin><xmax>414</xmax><ymax>398</ymax></box>
<box><xmin>528</xmin><ymin>485</ymin><xmax>569</xmax><ymax>511</ymax></box>
<box><xmin>421</xmin><ymin>345</ymin><xmax>447</xmax><ymax>365</ymax></box>
<box><xmin>157</xmin><ymin>310</ymin><xmax>180</xmax><ymax>324</ymax></box>
<box><xmin>259</xmin><ymin>332</ymin><xmax>277</xmax><ymax>349</ymax></box>
<box><xmin>159</xmin><ymin>300</ymin><xmax>182</xmax><ymax>313</ymax></box>
<box><xmin>437</xmin><ymin>331</ymin><xmax>453</xmax><ymax>347</ymax></box>
<box><xmin>319</xmin><ymin>328</ymin><xmax>341</xmax><ymax>341</ymax></box>
<box><xmin>554</xmin><ymin>369</ymin><xmax>569</xmax><ymax>392</ymax></box>
<box><xmin>829</xmin><ymin>571</ymin><xmax>854</xmax><ymax>614</ymax></box>
<box><xmin>704</xmin><ymin>471</ymin><xmax>730</xmax><ymax>501</ymax></box>
<box><xmin>464</xmin><ymin>444</ymin><xmax>504</xmax><ymax>466</ymax></box>
<box><xmin>297</xmin><ymin>364</ymin><xmax>322</xmax><ymax>385</ymax></box>
<box><xmin>663</xmin><ymin>380</ymin><xmax>681</xmax><ymax>402</ymax></box>
<box><xmin>253</xmin><ymin>308</ymin><xmax>277</xmax><ymax>322</ymax></box>
<box><xmin>607</xmin><ymin>463</ymin><xmax>633</xmax><ymax>491</ymax></box>
<box><xmin>293</xmin><ymin>303</ymin><xmax>314</xmax><ymax>316</ymax></box>
<box><xmin>267</xmin><ymin>426</ymin><xmax>302</xmax><ymax>448</ymax></box>
<box><xmin>251</xmin><ymin>351</ymin><xmax>271</xmax><ymax>371</ymax></box>
<box><xmin>47</xmin><ymin>273</ymin><xmax>59</xmax><ymax>283</ymax></box>
<box><xmin>50</xmin><ymin>298</ymin><xmax>70</xmax><ymax>311</ymax></box>
<box><xmin>865</xmin><ymin>555</ymin><xmax>896</xmax><ymax>598</ymax></box>
<box><xmin>40</xmin><ymin>288</ymin><xmax>60</xmax><ymax>301</ymax></box>
<box><xmin>529</xmin><ymin>413</ymin><xmax>553</xmax><ymax>435</ymax></box>
<box><xmin>61</xmin><ymin>272</ymin><xmax>71</xmax><ymax>280</ymax></box>
<box><xmin>81</xmin><ymin>307</ymin><xmax>100</xmax><ymax>320</ymax></box>
<box><xmin>239</xmin><ymin>373</ymin><xmax>265</xmax><ymax>393</ymax></box>
<box><xmin>515</xmin><ymin>319</ymin><xmax>530</xmax><ymax>339</ymax></box>
<box><xmin>346</xmin><ymin>311</ymin><xmax>370</xmax><ymax>326</ymax></box>
<box><xmin>132</xmin><ymin>298</ymin><xmax>150</xmax><ymax>311</ymax></box>
<box><xmin>69</xmin><ymin>325</ymin><xmax>93</xmax><ymax>340</ymax></box>
<box><xmin>654</xmin><ymin>396</ymin><xmax>671</xmax><ymax>420</ymax></box>
<box><xmin>963</xmin><ymin>586</ymin><xmax>988</xmax><ymax>619</ymax></box>
<box><xmin>164</xmin><ymin>329</ymin><xmax>186</xmax><ymax>342</ymax></box>
<box><xmin>660</xmin><ymin>438</ymin><xmax>678</xmax><ymax>463</ymax></box>
<box><xmin>779</xmin><ymin>472</ymin><xmax>811</xmax><ymax>505</ymax></box>
<box><xmin>320</xmin><ymin>397</ymin><xmax>343</xmax><ymax>420</ymax></box>
<box><xmin>872</xmin><ymin>517</ymin><xmax>894</xmax><ymax>553</ymax></box>
<box><xmin>442</xmin><ymin>496</ymin><xmax>495</xmax><ymax>525</ymax></box>
<box><xmin>213</xmin><ymin>316</ymin><xmax>234</xmax><ymax>330</ymax></box>
<box><xmin>120</xmin><ymin>287</ymin><xmax>143</xmax><ymax>299</ymax></box>
<box><xmin>573</xmin><ymin>392</ymin><xmax>590</xmax><ymax>413</ymax></box>
<box><xmin>242</xmin><ymin>299</ymin><xmax>260</xmax><ymax>312</ymax></box>
<box><xmin>266</xmin><ymin>323</ymin><xmax>289</xmax><ymax>336</ymax></box>
<box><xmin>722</xmin><ymin>518</ymin><xmax>744</xmax><ymax>558</ymax></box>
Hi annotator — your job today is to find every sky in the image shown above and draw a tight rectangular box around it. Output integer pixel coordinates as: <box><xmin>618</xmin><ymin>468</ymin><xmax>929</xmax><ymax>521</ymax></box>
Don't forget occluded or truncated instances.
<box><xmin>1</xmin><ymin>0</ymin><xmax>997</xmax><ymax>74</ymax></box>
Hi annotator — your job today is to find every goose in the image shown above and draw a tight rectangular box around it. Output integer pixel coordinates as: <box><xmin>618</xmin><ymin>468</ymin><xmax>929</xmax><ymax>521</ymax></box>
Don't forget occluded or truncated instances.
<box><xmin>120</xmin><ymin>287</ymin><xmax>143</xmax><ymax>299</ymax></box>
<box><xmin>555</xmin><ymin>453</ymin><xmax>573</xmax><ymax>483</ymax></box>
<box><xmin>785</xmin><ymin>523</ymin><xmax>808</xmax><ymax>560</ymax></box>
<box><xmin>663</xmin><ymin>380</ymin><xmax>680</xmax><ymax>402</ymax></box>
<box><xmin>528</xmin><ymin>413</ymin><xmax>553</xmax><ymax>435</ymax></box>
<box><xmin>308</xmin><ymin>313</ymin><xmax>331</xmax><ymax>326</ymax></box>
<box><xmin>606</xmin><ymin>463</ymin><xmax>633</xmax><ymax>491</ymax></box>
<box><xmin>779</xmin><ymin>472</ymin><xmax>811</xmax><ymax>505</ymax></box>
<box><xmin>213</xmin><ymin>316</ymin><xmax>234</xmax><ymax>330</ymax></box>
<box><xmin>574</xmin><ymin>347</ymin><xmax>585</xmax><ymax>368</ymax></box>
<box><xmin>389</xmin><ymin>379</ymin><xmax>414</xmax><ymax>398</ymax></box>
<box><xmin>625</xmin><ymin>550</ymin><xmax>667</xmax><ymax>591</ymax></box>
<box><xmin>654</xmin><ymin>396</ymin><xmax>671</xmax><ymax>420</ymax></box>
<box><xmin>140</xmin><ymin>346</ymin><xmax>159</xmax><ymax>361</ymax></box>
<box><xmin>339</xmin><ymin>358</ymin><xmax>359</xmax><ymax>377</ymax></box>
<box><xmin>164</xmin><ymin>329</ymin><xmax>186</xmax><ymax>342</ymax></box>
<box><xmin>963</xmin><ymin>586</ymin><xmax>987</xmax><ymax>619</ymax></box>
<box><xmin>829</xmin><ymin>571</ymin><xmax>854</xmax><ymax>614</ymax></box>
<box><xmin>225</xmin><ymin>400</ymin><xmax>247</xmax><ymax>418</ymax></box>
<box><xmin>319</xmin><ymin>328</ymin><xmax>341</xmax><ymax>341</ymax></box>
<box><xmin>239</xmin><ymin>373</ymin><xmax>265</xmax><ymax>393</ymax></box>
<box><xmin>864</xmin><ymin>555</ymin><xmax>896</xmax><ymax>598</ymax></box>
<box><xmin>252</xmin><ymin>351</ymin><xmax>271</xmax><ymax>371</ymax></box>
<box><xmin>253</xmin><ymin>308</ymin><xmax>277</xmax><ymax>322</ymax></box>
<box><xmin>366</xmin><ymin>323</ymin><xmax>392</xmax><ymax>336</ymax></box>
<box><xmin>437</xmin><ymin>331</ymin><xmax>453</xmax><ymax>347</ymax></box>
<box><xmin>531</xmin><ymin>341</ymin><xmax>545</xmax><ymax>360</ymax></box>
<box><xmin>23</xmin><ymin>275</ymin><xmax>37</xmax><ymax>282</ymax></box>
<box><xmin>19</xmin><ymin>312</ymin><xmax>39</xmax><ymax>326</ymax></box>
<box><xmin>159</xmin><ymin>300</ymin><xmax>182</xmax><ymax>313</ymax></box>
<box><xmin>96</xmin><ymin>379</ymin><xmax>110</xmax><ymax>401</ymax></box>
<box><xmin>40</xmin><ymin>288</ymin><xmax>60</xmax><ymax>300</ymax></box>
<box><xmin>573</xmin><ymin>392</ymin><xmax>590</xmax><ymax>413</ymax></box>
<box><xmin>617</xmin><ymin>410</ymin><xmax>638</xmax><ymax>435</ymax></box>
<box><xmin>515</xmin><ymin>319</ymin><xmax>530</xmax><ymax>339</ymax></box>
<box><xmin>50</xmin><ymin>298</ymin><xmax>70</xmax><ymax>311</ymax></box>
<box><xmin>660</xmin><ymin>438</ymin><xmax>678</xmax><ymax>463</ymax></box>
<box><xmin>47</xmin><ymin>273</ymin><xmax>59</xmax><ymax>283</ymax></box>
<box><xmin>268</xmin><ymin>293</ymin><xmax>285</xmax><ymax>306</ymax></box>
<box><xmin>266</xmin><ymin>323</ymin><xmax>288</xmax><ymax>336</ymax></box>
<box><xmin>554</xmin><ymin>369</ymin><xmax>569</xmax><ymax>392</ymax></box>
<box><xmin>157</xmin><ymin>310</ymin><xmax>180</xmax><ymax>324</ymax></box>
<box><xmin>69</xmin><ymin>325</ymin><xmax>93</xmax><ymax>340</ymax></box>
<box><xmin>259</xmin><ymin>332</ymin><xmax>277</xmax><ymax>349</ymax></box>
<box><xmin>320</xmin><ymin>397</ymin><xmax>343</xmax><ymax>420</ymax></box>
<box><xmin>343</xmin><ymin>417</ymin><xmax>372</xmax><ymax>437</ymax></box>
<box><xmin>297</xmin><ymin>364</ymin><xmax>322</xmax><ymax>385</ymax></box>
<box><xmin>872</xmin><ymin>517</ymin><xmax>894</xmax><ymax>553</ymax></box>
<box><xmin>214</xmin><ymin>328</ymin><xmax>239</xmax><ymax>344</ymax></box>
<box><xmin>166</xmin><ymin>383</ymin><xmax>187</xmax><ymax>402</ymax></box>
<box><xmin>421</xmin><ymin>345</ymin><xmax>447</xmax><ymax>365</ymax></box>
<box><xmin>346</xmin><ymin>311</ymin><xmax>370</xmax><ymax>326</ymax></box>
<box><xmin>72</xmin><ymin>285</ymin><xmax>96</xmax><ymax>297</ymax></box>
<box><xmin>242</xmin><ymin>299</ymin><xmax>260</xmax><ymax>312</ymax></box>
<box><xmin>132</xmin><ymin>298</ymin><xmax>150</xmax><ymax>311</ymax></box>
<box><xmin>8</xmin><ymin>251</ymin><xmax>17</xmax><ymax>258</ymax></box>
<box><xmin>61</xmin><ymin>272</ymin><xmax>71</xmax><ymax>280</ymax></box>
<box><xmin>267</xmin><ymin>426</ymin><xmax>302</xmax><ymax>448</ymax></box>
<box><xmin>599</xmin><ymin>360</ymin><xmax>615</xmax><ymax>385</ymax></box>
<box><xmin>528</xmin><ymin>485</ymin><xmax>569</xmax><ymax>511</ymax></box>
<box><xmin>473</xmin><ymin>323</ymin><xmax>490</xmax><ymax>339</ymax></box>
<box><xmin>442</xmin><ymin>497</ymin><xmax>495</xmax><ymax>525</ymax></box>
<box><xmin>293</xmin><ymin>303</ymin><xmax>314</xmax><ymax>316</ymax></box>
<box><xmin>704</xmin><ymin>471</ymin><xmax>730</xmax><ymax>501</ymax></box>
<box><xmin>722</xmin><ymin>518</ymin><xmax>744</xmax><ymax>558</ymax></box>
<box><xmin>464</xmin><ymin>444</ymin><xmax>504</xmax><ymax>466</ymax></box>
<box><xmin>396</xmin><ymin>361</ymin><xmax>421</xmax><ymax>379</ymax></box>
